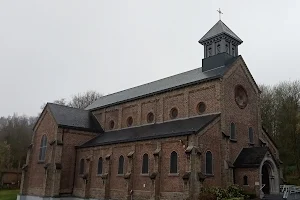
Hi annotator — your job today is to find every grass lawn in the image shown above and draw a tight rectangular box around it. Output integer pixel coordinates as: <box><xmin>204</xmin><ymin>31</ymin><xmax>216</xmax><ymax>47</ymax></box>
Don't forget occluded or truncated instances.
<box><xmin>0</xmin><ymin>189</ymin><xmax>19</xmax><ymax>200</ymax></box>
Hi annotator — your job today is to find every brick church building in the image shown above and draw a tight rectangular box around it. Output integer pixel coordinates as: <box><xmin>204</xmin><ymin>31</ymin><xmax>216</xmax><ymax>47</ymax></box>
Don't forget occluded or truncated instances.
<box><xmin>18</xmin><ymin>20</ymin><xmax>282</xmax><ymax>200</ymax></box>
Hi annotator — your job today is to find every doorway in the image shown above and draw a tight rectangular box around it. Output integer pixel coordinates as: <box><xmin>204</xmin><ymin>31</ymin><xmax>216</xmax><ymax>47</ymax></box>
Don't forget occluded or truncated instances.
<box><xmin>262</xmin><ymin>164</ymin><xmax>270</xmax><ymax>194</ymax></box>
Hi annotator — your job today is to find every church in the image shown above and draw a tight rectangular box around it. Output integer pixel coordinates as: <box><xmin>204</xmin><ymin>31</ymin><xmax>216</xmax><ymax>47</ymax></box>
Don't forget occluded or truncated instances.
<box><xmin>18</xmin><ymin>20</ymin><xmax>282</xmax><ymax>200</ymax></box>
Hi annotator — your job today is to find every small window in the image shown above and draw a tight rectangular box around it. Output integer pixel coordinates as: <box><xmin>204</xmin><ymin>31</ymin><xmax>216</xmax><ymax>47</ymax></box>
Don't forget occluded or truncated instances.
<box><xmin>232</xmin><ymin>46</ymin><xmax>235</xmax><ymax>56</ymax></box>
<box><xmin>249</xmin><ymin>127</ymin><xmax>254</xmax><ymax>144</ymax></box>
<box><xmin>79</xmin><ymin>159</ymin><xmax>84</xmax><ymax>175</ymax></box>
<box><xmin>243</xmin><ymin>175</ymin><xmax>248</xmax><ymax>185</ymax></box>
<box><xmin>142</xmin><ymin>154</ymin><xmax>149</xmax><ymax>174</ymax></box>
<box><xmin>208</xmin><ymin>47</ymin><xmax>212</xmax><ymax>57</ymax></box>
<box><xmin>118</xmin><ymin>155</ymin><xmax>124</xmax><ymax>174</ymax></box>
<box><xmin>205</xmin><ymin>151</ymin><xmax>213</xmax><ymax>174</ymax></box>
<box><xmin>98</xmin><ymin>157</ymin><xmax>103</xmax><ymax>175</ymax></box>
<box><xmin>170</xmin><ymin>151</ymin><xmax>178</xmax><ymax>173</ymax></box>
<box><xmin>197</xmin><ymin>102</ymin><xmax>206</xmax><ymax>114</ymax></box>
<box><xmin>217</xmin><ymin>44</ymin><xmax>221</xmax><ymax>53</ymax></box>
<box><xmin>127</xmin><ymin>116</ymin><xmax>133</xmax><ymax>127</ymax></box>
<box><xmin>109</xmin><ymin>120</ymin><xmax>115</xmax><ymax>130</ymax></box>
<box><xmin>170</xmin><ymin>107</ymin><xmax>178</xmax><ymax>119</ymax></box>
<box><xmin>39</xmin><ymin>135</ymin><xmax>47</xmax><ymax>161</ymax></box>
<box><xmin>230</xmin><ymin>123</ymin><xmax>236</xmax><ymax>140</ymax></box>
<box><xmin>147</xmin><ymin>112</ymin><xmax>154</xmax><ymax>123</ymax></box>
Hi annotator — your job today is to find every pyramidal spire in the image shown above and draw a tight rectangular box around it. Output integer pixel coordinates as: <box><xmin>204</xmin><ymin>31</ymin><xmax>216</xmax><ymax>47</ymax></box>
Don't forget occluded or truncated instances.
<box><xmin>199</xmin><ymin>20</ymin><xmax>242</xmax><ymax>44</ymax></box>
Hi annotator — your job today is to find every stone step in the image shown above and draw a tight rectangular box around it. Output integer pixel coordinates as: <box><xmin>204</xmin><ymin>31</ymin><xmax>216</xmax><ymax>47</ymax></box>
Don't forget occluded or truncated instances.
<box><xmin>262</xmin><ymin>194</ymin><xmax>284</xmax><ymax>200</ymax></box>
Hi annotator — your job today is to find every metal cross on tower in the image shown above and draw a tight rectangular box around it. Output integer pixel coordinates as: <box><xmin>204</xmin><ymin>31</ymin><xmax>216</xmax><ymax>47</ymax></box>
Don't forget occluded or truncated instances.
<box><xmin>217</xmin><ymin>8</ymin><xmax>223</xmax><ymax>20</ymax></box>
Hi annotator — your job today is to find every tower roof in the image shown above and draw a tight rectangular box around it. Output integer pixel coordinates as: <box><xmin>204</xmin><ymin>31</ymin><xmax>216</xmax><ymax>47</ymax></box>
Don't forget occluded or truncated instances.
<box><xmin>199</xmin><ymin>20</ymin><xmax>243</xmax><ymax>44</ymax></box>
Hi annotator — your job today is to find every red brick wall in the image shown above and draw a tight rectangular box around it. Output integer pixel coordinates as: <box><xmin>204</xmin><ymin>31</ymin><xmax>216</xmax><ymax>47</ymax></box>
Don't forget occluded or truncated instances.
<box><xmin>221</xmin><ymin>60</ymin><xmax>260</xmax><ymax>163</ymax></box>
<box><xmin>27</xmin><ymin>109</ymin><xmax>57</xmax><ymax>196</ymax></box>
<box><xmin>198</xmin><ymin>120</ymin><xmax>222</xmax><ymax>187</ymax></box>
<box><xmin>73</xmin><ymin>136</ymin><xmax>188</xmax><ymax>200</ymax></box>
<box><xmin>160</xmin><ymin>139</ymin><xmax>187</xmax><ymax>193</ymax></box>
<box><xmin>92</xmin><ymin>81</ymin><xmax>220</xmax><ymax>131</ymax></box>
<box><xmin>235</xmin><ymin>168</ymin><xmax>260</xmax><ymax>196</ymax></box>
<box><xmin>59</xmin><ymin>129</ymin><xmax>97</xmax><ymax>194</ymax></box>
<box><xmin>2</xmin><ymin>172</ymin><xmax>21</xmax><ymax>184</ymax></box>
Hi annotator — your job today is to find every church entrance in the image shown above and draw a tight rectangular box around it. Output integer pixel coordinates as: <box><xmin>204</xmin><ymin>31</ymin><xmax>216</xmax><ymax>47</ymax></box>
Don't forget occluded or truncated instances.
<box><xmin>260</xmin><ymin>158</ymin><xmax>279</xmax><ymax>195</ymax></box>
<box><xmin>262</xmin><ymin>164</ymin><xmax>270</xmax><ymax>194</ymax></box>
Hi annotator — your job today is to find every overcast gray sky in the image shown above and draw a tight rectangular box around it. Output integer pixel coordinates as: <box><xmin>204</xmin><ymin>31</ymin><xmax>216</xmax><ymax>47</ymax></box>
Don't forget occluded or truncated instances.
<box><xmin>1</xmin><ymin>0</ymin><xmax>300</xmax><ymax>117</ymax></box>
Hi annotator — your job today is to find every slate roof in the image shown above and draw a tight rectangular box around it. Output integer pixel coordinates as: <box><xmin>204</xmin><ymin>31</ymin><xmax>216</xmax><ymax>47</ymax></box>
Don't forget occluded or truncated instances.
<box><xmin>234</xmin><ymin>147</ymin><xmax>269</xmax><ymax>168</ymax></box>
<box><xmin>80</xmin><ymin>113</ymin><xmax>220</xmax><ymax>148</ymax></box>
<box><xmin>199</xmin><ymin>20</ymin><xmax>243</xmax><ymax>44</ymax></box>
<box><xmin>47</xmin><ymin>103</ymin><xmax>104</xmax><ymax>133</ymax></box>
<box><xmin>86</xmin><ymin>56</ymin><xmax>239</xmax><ymax>111</ymax></box>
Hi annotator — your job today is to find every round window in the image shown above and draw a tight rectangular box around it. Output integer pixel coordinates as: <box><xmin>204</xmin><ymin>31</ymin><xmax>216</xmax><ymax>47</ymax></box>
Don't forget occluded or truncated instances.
<box><xmin>127</xmin><ymin>116</ymin><xmax>133</xmax><ymax>127</ymax></box>
<box><xmin>170</xmin><ymin>107</ymin><xmax>178</xmax><ymax>119</ymax></box>
<box><xmin>109</xmin><ymin>120</ymin><xmax>115</xmax><ymax>130</ymax></box>
<box><xmin>235</xmin><ymin>85</ymin><xmax>248</xmax><ymax>109</ymax></box>
<box><xmin>197</xmin><ymin>102</ymin><xmax>206</xmax><ymax>114</ymax></box>
<box><xmin>147</xmin><ymin>112</ymin><xmax>154</xmax><ymax>123</ymax></box>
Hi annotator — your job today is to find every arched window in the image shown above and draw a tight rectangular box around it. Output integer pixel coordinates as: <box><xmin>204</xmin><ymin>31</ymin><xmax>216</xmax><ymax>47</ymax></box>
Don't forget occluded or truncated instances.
<box><xmin>118</xmin><ymin>155</ymin><xmax>124</xmax><ymax>174</ymax></box>
<box><xmin>39</xmin><ymin>135</ymin><xmax>47</xmax><ymax>161</ymax></box>
<box><xmin>98</xmin><ymin>157</ymin><xmax>103</xmax><ymax>175</ymax></box>
<box><xmin>142</xmin><ymin>154</ymin><xmax>149</xmax><ymax>174</ymax></box>
<box><xmin>230</xmin><ymin>123</ymin><xmax>236</xmax><ymax>140</ymax></box>
<box><xmin>79</xmin><ymin>159</ymin><xmax>84</xmax><ymax>175</ymax></box>
<box><xmin>243</xmin><ymin>175</ymin><xmax>248</xmax><ymax>185</ymax></box>
<box><xmin>205</xmin><ymin>151</ymin><xmax>213</xmax><ymax>175</ymax></box>
<box><xmin>170</xmin><ymin>151</ymin><xmax>178</xmax><ymax>173</ymax></box>
<box><xmin>249</xmin><ymin>127</ymin><xmax>254</xmax><ymax>144</ymax></box>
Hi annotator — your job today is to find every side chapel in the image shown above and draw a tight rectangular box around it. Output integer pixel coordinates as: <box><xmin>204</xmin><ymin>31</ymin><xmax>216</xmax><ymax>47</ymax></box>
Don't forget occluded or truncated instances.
<box><xmin>18</xmin><ymin>20</ymin><xmax>282</xmax><ymax>200</ymax></box>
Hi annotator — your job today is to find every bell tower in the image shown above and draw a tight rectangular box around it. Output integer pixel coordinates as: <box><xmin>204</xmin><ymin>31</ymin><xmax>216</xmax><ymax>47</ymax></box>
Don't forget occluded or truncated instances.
<box><xmin>199</xmin><ymin>20</ymin><xmax>243</xmax><ymax>71</ymax></box>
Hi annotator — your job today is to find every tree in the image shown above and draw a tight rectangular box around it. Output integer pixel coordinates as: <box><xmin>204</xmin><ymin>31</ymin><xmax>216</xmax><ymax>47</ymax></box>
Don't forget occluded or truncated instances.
<box><xmin>40</xmin><ymin>98</ymin><xmax>67</xmax><ymax>111</ymax></box>
<box><xmin>41</xmin><ymin>91</ymin><xmax>101</xmax><ymax>111</ymax></box>
<box><xmin>0</xmin><ymin>141</ymin><xmax>12</xmax><ymax>170</ymax></box>
<box><xmin>260</xmin><ymin>81</ymin><xmax>300</xmax><ymax>178</ymax></box>
<box><xmin>68</xmin><ymin>90</ymin><xmax>102</xmax><ymax>109</ymax></box>
<box><xmin>0</xmin><ymin>114</ymin><xmax>35</xmax><ymax>169</ymax></box>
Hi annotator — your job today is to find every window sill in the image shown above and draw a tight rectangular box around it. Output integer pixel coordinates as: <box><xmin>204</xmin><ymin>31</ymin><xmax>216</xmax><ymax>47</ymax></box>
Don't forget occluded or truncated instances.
<box><xmin>205</xmin><ymin>174</ymin><xmax>214</xmax><ymax>178</ymax></box>
<box><xmin>117</xmin><ymin>174</ymin><xmax>124</xmax><ymax>177</ymax></box>
<box><xmin>248</xmin><ymin>143</ymin><xmax>255</xmax><ymax>146</ymax></box>
<box><xmin>230</xmin><ymin>139</ymin><xmax>237</xmax><ymax>143</ymax></box>
<box><xmin>37</xmin><ymin>161</ymin><xmax>45</xmax><ymax>164</ymax></box>
<box><xmin>96</xmin><ymin>174</ymin><xmax>103</xmax><ymax>177</ymax></box>
<box><xmin>243</xmin><ymin>184</ymin><xmax>249</xmax><ymax>186</ymax></box>
<box><xmin>140</xmin><ymin>173</ymin><xmax>150</xmax><ymax>177</ymax></box>
<box><xmin>168</xmin><ymin>173</ymin><xmax>179</xmax><ymax>177</ymax></box>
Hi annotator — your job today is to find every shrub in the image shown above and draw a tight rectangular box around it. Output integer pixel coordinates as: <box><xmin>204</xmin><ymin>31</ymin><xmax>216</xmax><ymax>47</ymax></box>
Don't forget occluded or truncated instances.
<box><xmin>199</xmin><ymin>185</ymin><xmax>248</xmax><ymax>200</ymax></box>
<box><xmin>198</xmin><ymin>191</ymin><xmax>217</xmax><ymax>200</ymax></box>
<box><xmin>241</xmin><ymin>190</ymin><xmax>256</xmax><ymax>199</ymax></box>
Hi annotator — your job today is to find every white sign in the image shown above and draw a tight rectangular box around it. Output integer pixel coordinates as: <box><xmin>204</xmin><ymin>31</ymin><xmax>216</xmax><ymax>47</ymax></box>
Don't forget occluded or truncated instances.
<box><xmin>255</xmin><ymin>182</ymin><xmax>260</xmax><ymax>186</ymax></box>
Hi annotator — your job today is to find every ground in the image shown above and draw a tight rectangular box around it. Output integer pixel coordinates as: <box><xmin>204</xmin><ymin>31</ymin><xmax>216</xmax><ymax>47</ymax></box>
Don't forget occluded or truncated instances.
<box><xmin>0</xmin><ymin>189</ymin><xmax>19</xmax><ymax>200</ymax></box>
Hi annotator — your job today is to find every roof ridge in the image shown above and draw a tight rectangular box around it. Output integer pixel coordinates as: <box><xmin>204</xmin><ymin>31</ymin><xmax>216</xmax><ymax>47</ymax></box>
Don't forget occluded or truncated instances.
<box><xmin>47</xmin><ymin>103</ymin><xmax>87</xmax><ymax>111</ymax></box>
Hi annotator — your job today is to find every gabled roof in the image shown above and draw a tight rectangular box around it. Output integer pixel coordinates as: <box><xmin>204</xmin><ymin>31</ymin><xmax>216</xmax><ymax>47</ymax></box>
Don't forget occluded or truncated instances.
<box><xmin>86</xmin><ymin>56</ymin><xmax>239</xmax><ymax>111</ymax></box>
<box><xmin>80</xmin><ymin>113</ymin><xmax>220</xmax><ymax>148</ymax></box>
<box><xmin>234</xmin><ymin>147</ymin><xmax>268</xmax><ymax>168</ymax></box>
<box><xmin>199</xmin><ymin>20</ymin><xmax>243</xmax><ymax>44</ymax></box>
<box><xmin>46</xmin><ymin>103</ymin><xmax>104</xmax><ymax>133</ymax></box>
